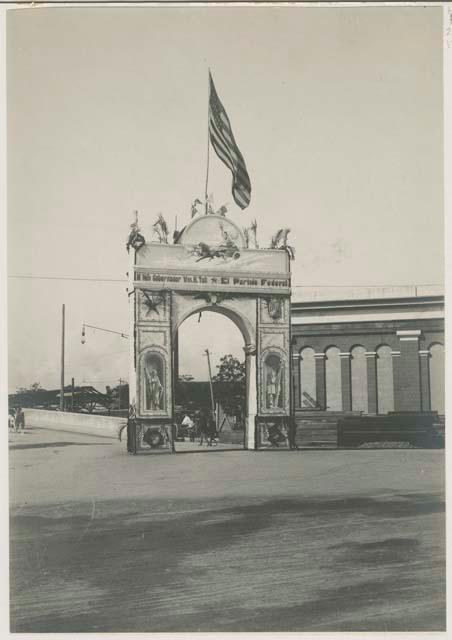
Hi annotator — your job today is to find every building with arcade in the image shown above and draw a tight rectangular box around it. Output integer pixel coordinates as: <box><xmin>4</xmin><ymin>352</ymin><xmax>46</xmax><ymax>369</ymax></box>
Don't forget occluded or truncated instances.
<box><xmin>291</xmin><ymin>285</ymin><xmax>444</xmax><ymax>418</ymax></box>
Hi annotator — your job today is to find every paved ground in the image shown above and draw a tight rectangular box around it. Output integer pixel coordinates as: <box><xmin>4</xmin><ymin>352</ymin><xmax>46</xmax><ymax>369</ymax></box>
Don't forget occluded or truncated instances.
<box><xmin>9</xmin><ymin>427</ymin><xmax>445</xmax><ymax>633</ymax></box>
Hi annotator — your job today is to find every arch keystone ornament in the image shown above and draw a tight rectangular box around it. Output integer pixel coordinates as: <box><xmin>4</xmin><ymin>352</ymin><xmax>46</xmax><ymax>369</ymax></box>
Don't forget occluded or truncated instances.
<box><xmin>126</xmin><ymin>213</ymin><xmax>293</xmax><ymax>453</ymax></box>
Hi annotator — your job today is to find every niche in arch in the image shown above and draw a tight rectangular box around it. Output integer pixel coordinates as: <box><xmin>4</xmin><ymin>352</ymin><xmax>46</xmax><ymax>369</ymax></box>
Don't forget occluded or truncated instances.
<box><xmin>139</xmin><ymin>349</ymin><xmax>168</xmax><ymax>416</ymax></box>
<box><xmin>261</xmin><ymin>350</ymin><xmax>286</xmax><ymax>413</ymax></box>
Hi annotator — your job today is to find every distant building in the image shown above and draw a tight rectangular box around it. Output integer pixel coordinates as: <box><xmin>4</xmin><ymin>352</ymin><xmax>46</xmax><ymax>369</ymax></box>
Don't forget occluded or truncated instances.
<box><xmin>9</xmin><ymin>385</ymin><xmax>111</xmax><ymax>413</ymax></box>
<box><xmin>291</xmin><ymin>286</ymin><xmax>444</xmax><ymax>416</ymax></box>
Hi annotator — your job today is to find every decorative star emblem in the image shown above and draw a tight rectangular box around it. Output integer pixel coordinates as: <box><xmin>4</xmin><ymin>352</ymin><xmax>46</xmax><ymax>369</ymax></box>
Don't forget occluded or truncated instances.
<box><xmin>142</xmin><ymin>291</ymin><xmax>164</xmax><ymax>316</ymax></box>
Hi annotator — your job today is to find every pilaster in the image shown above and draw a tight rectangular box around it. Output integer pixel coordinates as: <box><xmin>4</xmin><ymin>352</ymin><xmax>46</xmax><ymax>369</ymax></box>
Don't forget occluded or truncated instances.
<box><xmin>395</xmin><ymin>330</ymin><xmax>422</xmax><ymax>411</ymax></box>
<box><xmin>292</xmin><ymin>353</ymin><xmax>301</xmax><ymax>409</ymax></box>
<box><xmin>419</xmin><ymin>350</ymin><xmax>431</xmax><ymax>412</ymax></box>
<box><xmin>365</xmin><ymin>351</ymin><xmax>378</xmax><ymax>414</ymax></box>
<box><xmin>340</xmin><ymin>352</ymin><xmax>352</xmax><ymax>412</ymax></box>
<box><xmin>392</xmin><ymin>350</ymin><xmax>402</xmax><ymax>411</ymax></box>
<box><xmin>244</xmin><ymin>343</ymin><xmax>257</xmax><ymax>450</ymax></box>
<box><xmin>314</xmin><ymin>353</ymin><xmax>326</xmax><ymax>410</ymax></box>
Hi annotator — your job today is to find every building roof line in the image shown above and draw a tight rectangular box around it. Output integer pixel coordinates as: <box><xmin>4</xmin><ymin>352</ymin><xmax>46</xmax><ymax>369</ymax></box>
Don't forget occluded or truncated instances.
<box><xmin>291</xmin><ymin>295</ymin><xmax>444</xmax><ymax>312</ymax></box>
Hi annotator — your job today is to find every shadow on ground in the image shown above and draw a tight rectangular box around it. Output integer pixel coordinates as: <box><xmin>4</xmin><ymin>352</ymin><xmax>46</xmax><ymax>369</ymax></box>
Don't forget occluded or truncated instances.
<box><xmin>10</xmin><ymin>491</ymin><xmax>445</xmax><ymax>633</ymax></box>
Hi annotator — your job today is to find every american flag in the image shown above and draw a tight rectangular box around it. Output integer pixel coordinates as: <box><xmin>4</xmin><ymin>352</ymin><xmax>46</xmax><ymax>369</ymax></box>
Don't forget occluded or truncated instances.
<box><xmin>209</xmin><ymin>72</ymin><xmax>251</xmax><ymax>210</ymax></box>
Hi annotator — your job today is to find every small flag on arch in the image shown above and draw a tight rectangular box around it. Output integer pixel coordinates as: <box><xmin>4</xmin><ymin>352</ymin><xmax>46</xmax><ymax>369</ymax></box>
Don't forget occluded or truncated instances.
<box><xmin>208</xmin><ymin>72</ymin><xmax>251</xmax><ymax>210</ymax></box>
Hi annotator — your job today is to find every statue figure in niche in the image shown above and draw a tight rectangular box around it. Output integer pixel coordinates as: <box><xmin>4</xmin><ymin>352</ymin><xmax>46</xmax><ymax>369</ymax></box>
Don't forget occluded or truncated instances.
<box><xmin>144</xmin><ymin>355</ymin><xmax>164</xmax><ymax>410</ymax></box>
<box><xmin>265</xmin><ymin>354</ymin><xmax>283</xmax><ymax>409</ymax></box>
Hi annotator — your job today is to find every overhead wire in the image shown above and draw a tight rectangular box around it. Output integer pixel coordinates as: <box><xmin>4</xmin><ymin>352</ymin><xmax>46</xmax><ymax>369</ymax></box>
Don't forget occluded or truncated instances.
<box><xmin>9</xmin><ymin>275</ymin><xmax>127</xmax><ymax>283</ymax></box>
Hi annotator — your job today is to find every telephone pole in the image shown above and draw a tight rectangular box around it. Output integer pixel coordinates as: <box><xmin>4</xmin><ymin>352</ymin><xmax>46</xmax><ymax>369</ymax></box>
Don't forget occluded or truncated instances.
<box><xmin>60</xmin><ymin>304</ymin><xmax>65</xmax><ymax>411</ymax></box>
<box><xmin>118</xmin><ymin>378</ymin><xmax>125</xmax><ymax>410</ymax></box>
<box><xmin>204</xmin><ymin>348</ymin><xmax>215</xmax><ymax>415</ymax></box>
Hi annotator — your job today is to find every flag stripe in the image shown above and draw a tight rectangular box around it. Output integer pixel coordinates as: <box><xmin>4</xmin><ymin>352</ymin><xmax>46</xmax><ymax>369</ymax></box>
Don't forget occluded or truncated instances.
<box><xmin>210</xmin><ymin>115</ymin><xmax>240</xmax><ymax>165</ymax></box>
<box><xmin>208</xmin><ymin>72</ymin><xmax>251</xmax><ymax>209</ymax></box>
<box><xmin>234</xmin><ymin>189</ymin><xmax>248</xmax><ymax>208</ymax></box>
<box><xmin>210</xmin><ymin>129</ymin><xmax>250</xmax><ymax>200</ymax></box>
<box><xmin>210</xmin><ymin>114</ymin><xmax>250</xmax><ymax>188</ymax></box>
<box><xmin>209</xmin><ymin>116</ymin><xmax>236</xmax><ymax>170</ymax></box>
<box><xmin>235</xmin><ymin>175</ymin><xmax>250</xmax><ymax>193</ymax></box>
<box><xmin>210</xmin><ymin>134</ymin><xmax>235</xmax><ymax>173</ymax></box>
<box><xmin>209</xmin><ymin>113</ymin><xmax>243</xmax><ymax>172</ymax></box>
<box><xmin>210</xmin><ymin>130</ymin><xmax>249</xmax><ymax>189</ymax></box>
<box><xmin>210</xmin><ymin>127</ymin><xmax>250</xmax><ymax>192</ymax></box>
<box><xmin>209</xmin><ymin>104</ymin><xmax>244</xmax><ymax>170</ymax></box>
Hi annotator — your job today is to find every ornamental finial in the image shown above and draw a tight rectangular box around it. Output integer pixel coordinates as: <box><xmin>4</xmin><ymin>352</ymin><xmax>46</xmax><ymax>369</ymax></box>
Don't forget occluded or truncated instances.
<box><xmin>126</xmin><ymin>209</ymin><xmax>145</xmax><ymax>253</ymax></box>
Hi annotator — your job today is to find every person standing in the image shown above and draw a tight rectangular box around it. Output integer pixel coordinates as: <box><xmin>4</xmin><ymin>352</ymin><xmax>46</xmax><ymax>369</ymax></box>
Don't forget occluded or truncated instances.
<box><xmin>288</xmin><ymin>415</ymin><xmax>299</xmax><ymax>450</ymax></box>
<box><xmin>207</xmin><ymin>410</ymin><xmax>217</xmax><ymax>446</ymax></box>
<box><xmin>198</xmin><ymin>410</ymin><xmax>209</xmax><ymax>446</ymax></box>
<box><xmin>181</xmin><ymin>413</ymin><xmax>195</xmax><ymax>442</ymax></box>
<box><xmin>15</xmin><ymin>407</ymin><xmax>25</xmax><ymax>433</ymax></box>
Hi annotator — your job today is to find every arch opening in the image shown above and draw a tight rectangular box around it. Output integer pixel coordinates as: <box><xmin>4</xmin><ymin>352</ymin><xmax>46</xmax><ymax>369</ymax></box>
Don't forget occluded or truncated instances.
<box><xmin>174</xmin><ymin>302</ymin><xmax>253</xmax><ymax>347</ymax></box>
<box><xmin>177</xmin><ymin>310</ymin><xmax>246</xmax><ymax>382</ymax></box>
<box><xmin>175</xmin><ymin>310</ymin><xmax>247</xmax><ymax>445</ymax></box>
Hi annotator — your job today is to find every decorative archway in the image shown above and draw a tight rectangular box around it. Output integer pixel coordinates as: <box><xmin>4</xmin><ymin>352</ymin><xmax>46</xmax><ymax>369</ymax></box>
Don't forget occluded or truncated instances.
<box><xmin>127</xmin><ymin>214</ymin><xmax>292</xmax><ymax>452</ymax></box>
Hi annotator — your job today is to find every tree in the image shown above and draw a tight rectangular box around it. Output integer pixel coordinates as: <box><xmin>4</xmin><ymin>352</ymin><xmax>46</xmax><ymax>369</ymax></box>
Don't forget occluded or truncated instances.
<box><xmin>108</xmin><ymin>383</ymin><xmax>129</xmax><ymax>410</ymax></box>
<box><xmin>214</xmin><ymin>355</ymin><xmax>245</xmax><ymax>383</ymax></box>
<box><xmin>30</xmin><ymin>382</ymin><xmax>44</xmax><ymax>392</ymax></box>
<box><xmin>16</xmin><ymin>382</ymin><xmax>46</xmax><ymax>394</ymax></box>
<box><xmin>212</xmin><ymin>355</ymin><xmax>246</xmax><ymax>423</ymax></box>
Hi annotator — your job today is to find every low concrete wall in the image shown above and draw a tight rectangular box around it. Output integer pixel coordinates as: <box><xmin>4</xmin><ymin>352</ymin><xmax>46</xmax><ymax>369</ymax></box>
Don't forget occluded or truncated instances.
<box><xmin>24</xmin><ymin>408</ymin><xmax>125</xmax><ymax>439</ymax></box>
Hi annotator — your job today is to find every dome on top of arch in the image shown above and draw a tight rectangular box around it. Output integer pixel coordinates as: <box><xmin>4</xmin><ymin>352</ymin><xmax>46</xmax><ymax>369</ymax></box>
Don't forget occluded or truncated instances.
<box><xmin>177</xmin><ymin>214</ymin><xmax>246</xmax><ymax>248</ymax></box>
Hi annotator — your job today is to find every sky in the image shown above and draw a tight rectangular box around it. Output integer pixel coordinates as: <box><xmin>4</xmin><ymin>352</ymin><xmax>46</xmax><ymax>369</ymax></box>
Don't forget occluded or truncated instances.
<box><xmin>7</xmin><ymin>5</ymin><xmax>444</xmax><ymax>391</ymax></box>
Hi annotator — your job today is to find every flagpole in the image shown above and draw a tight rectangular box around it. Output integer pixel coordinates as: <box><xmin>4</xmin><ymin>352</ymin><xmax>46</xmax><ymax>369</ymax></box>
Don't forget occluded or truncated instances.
<box><xmin>204</xmin><ymin>69</ymin><xmax>211</xmax><ymax>215</ymax></box>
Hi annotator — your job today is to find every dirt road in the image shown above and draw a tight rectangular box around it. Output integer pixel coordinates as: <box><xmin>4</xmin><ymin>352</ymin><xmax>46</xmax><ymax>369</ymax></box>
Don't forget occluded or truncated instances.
<box><xmin>9</xmin><ymin>427</ymin><xmax>445</xmax><ymax>632</ymax></box>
